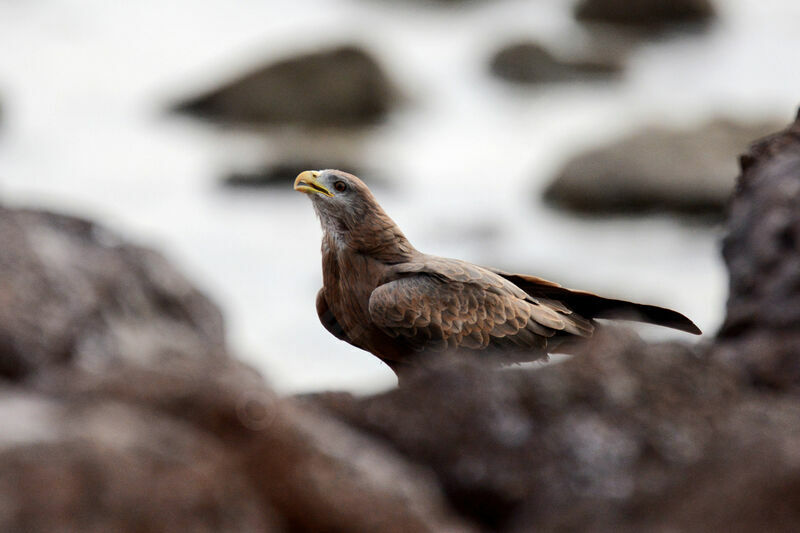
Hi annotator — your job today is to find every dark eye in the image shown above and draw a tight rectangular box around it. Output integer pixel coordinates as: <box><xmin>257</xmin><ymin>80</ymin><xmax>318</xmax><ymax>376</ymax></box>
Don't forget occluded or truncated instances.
<box><xmin>333</xmin><ymin>181</ymin><xmax>347</xmax><ymax>193</ymax></box>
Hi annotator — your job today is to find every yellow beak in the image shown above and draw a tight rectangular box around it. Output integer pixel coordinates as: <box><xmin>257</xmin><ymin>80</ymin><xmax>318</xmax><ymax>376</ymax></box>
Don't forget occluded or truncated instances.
<box><xmin>294</xmin><ymin>170</ymin><xmax>333</xmax><ymax>197</ymax></box>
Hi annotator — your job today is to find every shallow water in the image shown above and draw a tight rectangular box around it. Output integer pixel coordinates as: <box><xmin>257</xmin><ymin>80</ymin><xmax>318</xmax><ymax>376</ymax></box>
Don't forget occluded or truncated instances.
<box><xmin>0</xmin><ymin>0</ymin><xmax>798</xmax><ymax>393</ymax></box>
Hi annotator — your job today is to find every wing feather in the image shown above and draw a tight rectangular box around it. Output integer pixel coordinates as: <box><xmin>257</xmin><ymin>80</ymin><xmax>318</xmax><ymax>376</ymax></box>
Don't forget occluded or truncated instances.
<box><xmin>369</xmin><ymin>258</ymin><xmax>595</xmax><ymax>356</ymax></box>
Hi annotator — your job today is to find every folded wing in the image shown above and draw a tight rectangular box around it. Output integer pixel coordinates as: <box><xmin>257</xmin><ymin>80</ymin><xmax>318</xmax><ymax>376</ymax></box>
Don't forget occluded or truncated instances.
<box><xmin>490</xmin><ymin>270</ymin><xmax>702</xmax><ymax>335</ymax></box>
<box><xmin>368</xmin><ymin>258</ymin><xmax>594</xmax><ymax>357</ymax></box>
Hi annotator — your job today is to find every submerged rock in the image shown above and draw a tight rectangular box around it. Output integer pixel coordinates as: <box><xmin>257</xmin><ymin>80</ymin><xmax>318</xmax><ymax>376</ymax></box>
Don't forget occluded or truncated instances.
<box><xmin>575</xmin><ymin>0</ymin><xmax>715</xmax><ymax>31</ymax></box>
<box><xmin>543</xmin><ymin>118</ymin><xmax>783</xmax><ymax>217</ymax></box>
<box><xmin>490</xmin><ymin>41</ymin><xmax>623</xmax><ymax>84</ymax></box>
<box><xmin>174</xmin><ymin>45</ymin><xmax>396</xmax><ymax>127</ymax></box>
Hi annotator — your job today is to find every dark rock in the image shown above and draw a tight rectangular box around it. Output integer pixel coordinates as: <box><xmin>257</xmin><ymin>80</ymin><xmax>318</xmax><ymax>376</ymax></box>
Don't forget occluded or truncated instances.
<box><xmin>490</xmin><ymin>42</ymin><xmax>623</xmax><ymax>84</ymax></box>
<box><xmin>544</xmin><ymin>118</ymin><xmax>783</xmax><ymax>217</ymax></box>
<box><xmin>0</xmin><ymin>388</ymin><xmax>277</xmax><ymax>533</ymax></box>
<box><xmin>224</xmin><ymin>162</ymin><xmax>364</xmax><ymax>188</ymax></box>
<box><xmin>714</xmin><ymin>114</ymin><xmax>800</xmax><ymax>388</ymax></box>
<box><xmin>575</xmin><ymin>0</ymin><xmax>715</xmax><ymax>30</ymax></box>
<box><xmin>312</xmin><ymin>332</ymin><xmax>741</xmax><ymax>530</ymax></box>
<box><xmin>174</xmin><ymin>46</ymin><xmax>396</xmax><ymax>127</ymax></box>
<box><xmin>0</xmin><ymin>206</ymin><xmax>226</xmax><ymax>381</ymax></box>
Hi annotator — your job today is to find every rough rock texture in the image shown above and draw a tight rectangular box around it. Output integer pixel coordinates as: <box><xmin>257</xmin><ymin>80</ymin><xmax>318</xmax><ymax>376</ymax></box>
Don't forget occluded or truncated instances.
<box><xmin>714</xmin><ymin>112</ymin><xmax>800</xmax><ymax>388</ymax></box>
<box><xmin>543</xmin><ymin>118</ymin><xmax>783</xmax><ymax>217</ymax></box>
<box><xmin>175</xmin><ymin>46</ymin><xmax>395</xmax><ymax>127</ymax></box>
<box><xmin>575</xmin><ymin>0</ymin><xmax>715</xmax><ymax>30</ymax></box>
<box><xmin>0</xmin><ymin>207</ymin><xmax>225</xmax><ymax>380</ymax></box>
<box><xmin>489</xmin><ymin>42</ymin><xmax>623</xmax><ymax>84</ymax></box>
<box><xmin>0</xmin><ymin>388</ymin><xmax>276</xmax><ymax>533</ymax></box>
<box><xmin>310</xmin><ymin>334</ymin><xmax>738</xmax><ymax>530</ymax></box>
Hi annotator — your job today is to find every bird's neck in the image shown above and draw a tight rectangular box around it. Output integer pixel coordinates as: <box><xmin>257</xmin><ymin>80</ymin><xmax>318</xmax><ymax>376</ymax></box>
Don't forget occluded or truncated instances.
<box><xmin>322</xmin><ymin>211</ymin><xmax>417</xmax><ymax>264</ymax></box>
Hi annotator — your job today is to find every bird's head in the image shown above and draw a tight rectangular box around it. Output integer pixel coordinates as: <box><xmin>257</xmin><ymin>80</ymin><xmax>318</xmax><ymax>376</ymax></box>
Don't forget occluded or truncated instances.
<box><xmin>294</xmin><ymin>169</ymin><xmax>413</xmax><ymax>256</ymax></box>
<box><xmin>294</xmin><ymin>169</ymin><xmax>376</xmax><ymax>231</ymax></box>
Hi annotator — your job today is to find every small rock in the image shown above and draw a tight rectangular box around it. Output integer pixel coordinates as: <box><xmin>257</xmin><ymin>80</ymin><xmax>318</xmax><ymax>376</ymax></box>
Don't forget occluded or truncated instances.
<box><xmin>575</xmin><ymin>0</ymin><xmax>715</xmax><ymax>30</ymax></box>
<box><xmin>174</xmin><ymin>45</ymin><xmax>396</xmax><ymax>127</ymax></box>
<box><xmin>543</xmin><ymin>118</ymin><xmax>783</xmax><ymax>217</ymax></box>
<box><xmin>490</xmin><ymin>42</ymin><xmax>623</xmax><ymax>84</ymax></box>
<box><xmin>224</xmin><ymin>162</ymin><xmax>365</xmax><ymax>188</ymax></box>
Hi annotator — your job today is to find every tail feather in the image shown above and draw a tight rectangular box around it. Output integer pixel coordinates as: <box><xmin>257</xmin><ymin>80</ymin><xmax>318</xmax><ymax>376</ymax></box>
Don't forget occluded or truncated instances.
<box><xmin>493</xmin><ymin>271</ymin><xmax>702</xmax><ymax>335</ymax></box>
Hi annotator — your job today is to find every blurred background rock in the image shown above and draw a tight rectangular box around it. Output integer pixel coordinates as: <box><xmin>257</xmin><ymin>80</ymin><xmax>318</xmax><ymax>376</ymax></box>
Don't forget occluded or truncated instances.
<box><xmin>0</xmin><ymin>0</ymin><xmax>798</xmax><ymax>393</ymax></box>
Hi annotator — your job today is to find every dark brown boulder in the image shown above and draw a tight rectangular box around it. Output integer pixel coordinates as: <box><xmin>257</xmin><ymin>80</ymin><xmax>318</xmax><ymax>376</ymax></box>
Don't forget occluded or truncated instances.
<box><xmin>714</xmin><ymin>112</ymin><xmax>800</xmax><ymax>388</ymax></box>
<box><xmin>0</xmin><ymin>206</ymin><xmax>225</xmax><ymax>381</ymax></box>
<box><xmin>0</xmin><ymin>388</ymin><xmax>277</xmax><ymax>533</ymax></box>
<box><xmin>174</xmin><ymin>46</ymin><xmax>396</xmax><ymax>127</ymax></box>
<box><xmin>43</xmin><ymin>356</ymin><xmax>473</xmax><ymax>533</ymax></box>
<box><xmin>575</xmin><ymin>0</ymin><xmax>715</xmax><ymax>30</ymax></box>
<box><xmin>311</xmin><ymin>332</ymin><xmax>740</xmax><ymax>530</ymax></box>
<box><xmin>543</xmin><ymin>118</ymin><xmax>783</xmax><ymax>217</ymax></box>
<box><xmin>489</xmin><ymin>41</ymin><xmax>623</xmax><ymax>84</ymax></box>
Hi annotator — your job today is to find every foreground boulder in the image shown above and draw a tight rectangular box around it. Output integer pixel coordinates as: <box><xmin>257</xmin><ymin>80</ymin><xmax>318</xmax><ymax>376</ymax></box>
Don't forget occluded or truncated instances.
<box><xmin>0</xmin><ymin>207</ymin><xmax>226</xmax><ymax>380</ymax></box>
<box><xmin>0</xmin><ymin>387</ymin><xmax>276</xmax><ymax>533</ymax></box>
<box><xmin>575</xmin><ymin>0</ymin><xmax>715</xmax><ymax>30</ymax></box>
<box><xmin>543</xmin><ymin>118</ymin><xmax>782</xmax><ymax>217</ymax></box>
<box><xmin>713</xmin><ymin>112</ymin><xmax>800</xmax><ymax>388</ymax></box>
<box><xmin>489</xmin><ymin>41</ymin><xmax>623</xmax><ymax>84</ymax></box>
<box><xmin>174</xmin><ymin>45</ymin><xmax>396</xmax><ymax>127</ymax></box>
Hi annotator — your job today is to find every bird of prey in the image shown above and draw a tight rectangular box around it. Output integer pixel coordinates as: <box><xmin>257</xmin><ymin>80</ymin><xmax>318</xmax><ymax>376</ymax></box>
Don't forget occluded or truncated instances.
<box><xmin>295</xmin><ymin>169</ymin><xmax>701</xmax><ymax>381</ymax></box>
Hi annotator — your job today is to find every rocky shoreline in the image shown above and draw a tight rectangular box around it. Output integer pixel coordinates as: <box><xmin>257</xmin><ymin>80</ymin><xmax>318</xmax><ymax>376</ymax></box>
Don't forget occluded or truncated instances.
<box><xmin>2</xmin><ymin>111</ymin><xmax>800</xmax><ymax>531</ymax></box>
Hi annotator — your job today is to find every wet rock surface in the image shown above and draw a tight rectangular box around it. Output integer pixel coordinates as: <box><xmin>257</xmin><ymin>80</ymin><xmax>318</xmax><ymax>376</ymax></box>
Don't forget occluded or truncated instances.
<box><xmin>543</xmin><ymin>118</ymin><xmax>783</xmax><ymax>217</ymax></box>
<box><xmin>575</xmin><ymin>0</ymin><xmax>715</xmax><ymax>31</ymax></box>
<box><xmin>489</xmin><ymin>41</ymin><xmax>623</xmax><ymax>84</ymax></box>
<box><xmin>174</xmin><ymin>45</ymin><xmax>396</xmax><ymax>127</ymax></box>
<box><xmin>3</xmin><ymin>111</ymin><xmax>800</xmax><ymax>531</ymax></box>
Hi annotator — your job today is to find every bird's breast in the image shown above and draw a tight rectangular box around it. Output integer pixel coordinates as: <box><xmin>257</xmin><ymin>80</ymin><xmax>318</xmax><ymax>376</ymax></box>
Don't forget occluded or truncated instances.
<box><xmin>322</xmin><ymin>248</ymin><xmax>406</xmax><ymax>358</ymax></box>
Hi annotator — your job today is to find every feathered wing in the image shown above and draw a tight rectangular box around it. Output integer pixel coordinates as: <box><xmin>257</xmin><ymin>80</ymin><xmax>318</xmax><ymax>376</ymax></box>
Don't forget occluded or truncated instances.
<box><xmin>316</xmin><ymin>288</ymin><xmax>350</xmax><ymax>342</ymax></box>
<box><xmin>489</xmin><ymin>269</ymin><xmax>702</xmax><ymax>335</ymax></box>
<box><xmin>367</xmin><ymin>257</ymin><xmax>594</xmax><ymax>357</ymax></box>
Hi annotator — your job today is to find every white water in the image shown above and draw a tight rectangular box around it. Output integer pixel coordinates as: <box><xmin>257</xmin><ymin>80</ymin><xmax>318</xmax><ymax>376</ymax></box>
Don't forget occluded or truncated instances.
<box><xmin>0</xmin><ymin>0</ymin><xmax>797</xmax><ymax>393</ymax></box>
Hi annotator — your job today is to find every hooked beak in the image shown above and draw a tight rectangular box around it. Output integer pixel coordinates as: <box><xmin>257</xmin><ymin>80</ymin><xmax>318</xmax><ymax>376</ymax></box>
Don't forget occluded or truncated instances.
<box><xmin>294</xmin><ymin>170</ymin><xmax>333</xmax><ymax>197</ymax></box>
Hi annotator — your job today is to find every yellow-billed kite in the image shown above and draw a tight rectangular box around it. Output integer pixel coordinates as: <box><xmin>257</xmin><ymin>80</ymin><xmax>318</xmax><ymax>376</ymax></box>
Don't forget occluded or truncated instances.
<box><xmin>295</xmin><ymin>169</ymin><xmax>700</xmax><ymax>381</ymax></box>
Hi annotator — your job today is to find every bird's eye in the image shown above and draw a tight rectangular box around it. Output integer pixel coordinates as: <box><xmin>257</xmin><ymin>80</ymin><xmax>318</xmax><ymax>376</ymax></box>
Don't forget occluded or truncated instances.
<box><xmin>333</xmin><ymin>181</ymin><xmax>347</xmax><ymax>193</ymax></box>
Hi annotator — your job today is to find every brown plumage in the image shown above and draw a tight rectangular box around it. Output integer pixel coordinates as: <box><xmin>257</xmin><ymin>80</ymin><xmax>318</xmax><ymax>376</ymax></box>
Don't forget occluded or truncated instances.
<box><xmin>295</xmin><ymin>169</ymin><xmax>701</xmax><ymax>381</ymax></box>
